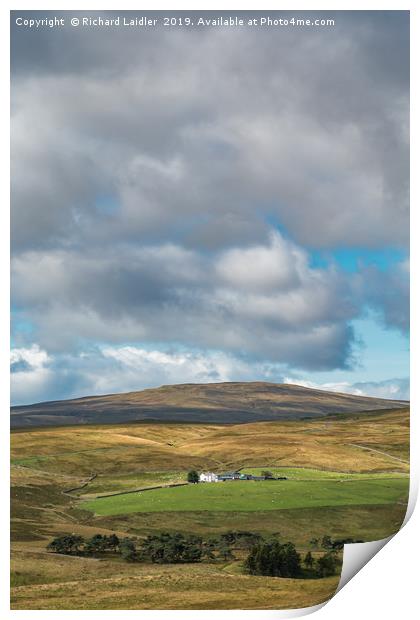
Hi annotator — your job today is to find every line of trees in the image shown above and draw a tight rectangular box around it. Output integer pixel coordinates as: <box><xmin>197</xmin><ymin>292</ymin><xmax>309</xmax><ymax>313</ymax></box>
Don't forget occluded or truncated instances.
<box><xmin>139</xmin><ymin>532</ymin><xmax>203</xmax><ymax>563</ymax></box>
<box><xmin>46</xmin><ymin>530</ymin><xmax>263</xmax><ymax>563</ymax></box>
<box><xmin>47</xmin><ymin>533</ymin><xmax>126</xmax><ymax>556</ymax></box>
<box><xmin>46</xmin><ymin>530</ymin><xmax>343</xmax><ymax>578</ymax></box>
<box><xmin>309</xmin><ymin>536</ymin><xmax>364</xmax><ymax>550</ymax></box>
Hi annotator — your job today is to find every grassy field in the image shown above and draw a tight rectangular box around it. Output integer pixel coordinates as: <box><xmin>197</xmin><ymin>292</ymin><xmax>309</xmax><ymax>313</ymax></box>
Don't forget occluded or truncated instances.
<box><xmin>76</xmin><ymin>467</ymin><xmax>408</xmax><ymax>499</ymax></box>
<box><xmin>10</xmin><ymin>406</ymin><xmax>410</xmax><ymax>610</ymax></box>
<box><xmin>80</xmin><ymin>478</ymin><xmax>409</xmax><ymax>515</ymax></box>
<box><xmin>77</xmin><ymin>471</ymin><xmax>186</xmax><ymax>497</ymax></box>
<box><xmin>241</xmin><ymin>467</ymin><xmax>408</xmax><ymax>480</ymax></box>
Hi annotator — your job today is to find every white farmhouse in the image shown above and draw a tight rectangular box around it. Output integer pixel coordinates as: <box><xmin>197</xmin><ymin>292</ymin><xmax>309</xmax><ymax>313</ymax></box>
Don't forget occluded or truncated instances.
<box><xmin>199</xmin><ymin>471</ymin><xmax>218</xmax><ymax>483</ymax></box>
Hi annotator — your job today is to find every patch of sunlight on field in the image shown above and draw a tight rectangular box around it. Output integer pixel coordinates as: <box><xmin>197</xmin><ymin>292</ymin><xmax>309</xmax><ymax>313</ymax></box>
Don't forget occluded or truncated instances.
<box><xmin>80</xmin><ymin>477</ymin><xmax>409</xmax><ymax>516</ymax></box>
<box><xmin>241</xmin><ymin>467</ymin><xmax>409</xmax><ymax>480</ymax></box>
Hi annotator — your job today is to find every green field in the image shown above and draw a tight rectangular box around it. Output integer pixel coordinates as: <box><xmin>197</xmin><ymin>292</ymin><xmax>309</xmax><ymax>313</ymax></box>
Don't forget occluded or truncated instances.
<box><xmin>77</xmin><ymin>471</ymin><xmax>186</xmax><ymax>496</ymax></box>
<box><xmin>241</xmin><ymin>467</ymin><xmax>408</xmax><ymax>480</ymax></box>
<box><xmin>79</xmin><ymin>468</ymin><xmax>409</xmax><ymax>498</ymax></box>
<box><xmin>80</xmin><ymin>477</ymin><xmax>409</xmax><ymax>516</ymax></box>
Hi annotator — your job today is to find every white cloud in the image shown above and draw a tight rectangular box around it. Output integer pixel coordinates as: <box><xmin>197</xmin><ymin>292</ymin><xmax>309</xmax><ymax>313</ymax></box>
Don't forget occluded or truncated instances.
<box><xmin>10</xmin><ymin>343</ymin><xmax>286</xmax><ymax>405</ymax></box>
<box><xmin>10</xmin><ymin>343</ymin><xmax>409</xmax><ymax>406</ymax></box>
<box><xmin>98</xmin><ymin>346</ymin><xmax>257</xmax><ymax>391</ymax></box>
<box><xmin>284</xmin><ymin>376</ymin><xmax>409</xmax><ymax>401</ymax></box>
<box><xmin>215</xmin><ymin>232</ymin><xmax>301</xmax><ymax>292</ymax></box>
<box><xmin>10</xmin><ymin>344</ymin><xmax>50</xmax><ymax>369</ymax></box>
<box><xmin>11</xmin><ymin>232</ymin><xmax>357</xmax><ymax>369</ymax></box>
<box><xmin>10</xmin><ymin>345</ymin><xmax>54</xmax><ymax>404</ymax></box>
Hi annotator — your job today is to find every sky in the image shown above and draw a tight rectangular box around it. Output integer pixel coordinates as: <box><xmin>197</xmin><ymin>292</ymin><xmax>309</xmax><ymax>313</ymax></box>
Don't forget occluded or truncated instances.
<box><xmin>10</xmin><ymin>10</ymin><xmax>409</xmax><ymax>405</ymax></box>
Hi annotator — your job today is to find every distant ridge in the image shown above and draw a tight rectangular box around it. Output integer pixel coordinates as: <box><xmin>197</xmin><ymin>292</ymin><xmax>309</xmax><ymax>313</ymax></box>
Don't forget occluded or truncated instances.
<box><xmin>10</xmin><ymin>381</ymin><xmax>408</xmax><ymax>429</ymax></box>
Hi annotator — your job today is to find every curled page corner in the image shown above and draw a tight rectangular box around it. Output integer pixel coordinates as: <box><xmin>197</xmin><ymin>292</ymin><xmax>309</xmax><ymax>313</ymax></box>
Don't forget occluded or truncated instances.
<box><xmin>270</xmin><ymin>601</ymin><xmax>327</xmax><ymax>618</ymax></box>
<box><xmin>336</xmin><ymin>472</ymin><xmax>417</xmax><ymax>595</ymax></box>
<box><xmin>271</xmin><ymin>601</ymin><xmax>327</xmax><ymax>618</ymax></box>
<box><xmin>336</xmin><ymin>536</ymin><xmax>393</xmax><ymax>592</ymax></box>
<box><xmin>402</xmin><ymin>472</ymin><xmax>418</xmax><ymax>525</ymax></box>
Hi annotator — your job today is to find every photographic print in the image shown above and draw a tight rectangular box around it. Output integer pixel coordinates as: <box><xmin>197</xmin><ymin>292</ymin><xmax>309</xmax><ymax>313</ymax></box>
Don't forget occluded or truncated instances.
<box><xmin>10</xmin><ymin>9</ymin><xmax>409</xmax><ymax>611</ymax></box>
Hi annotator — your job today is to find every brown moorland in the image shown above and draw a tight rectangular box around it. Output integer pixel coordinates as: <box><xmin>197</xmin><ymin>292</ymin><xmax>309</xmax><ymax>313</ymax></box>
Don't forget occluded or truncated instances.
<box><xmin>11</xmin><ymin>397</ymin><xmax>409</xmax><ymax>610</ymax></box>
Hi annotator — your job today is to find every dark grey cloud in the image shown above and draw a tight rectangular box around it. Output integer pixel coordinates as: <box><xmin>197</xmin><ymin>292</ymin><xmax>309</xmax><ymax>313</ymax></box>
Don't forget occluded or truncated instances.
<box><xmin>11</xmin><ymin>11</ymin><xmax>409</xmax><ymax>253</ymax></box>
<box><xmin>355</xmin><ymin>259</ymin><xmax>409</xmax><ymax>333</ymax></box>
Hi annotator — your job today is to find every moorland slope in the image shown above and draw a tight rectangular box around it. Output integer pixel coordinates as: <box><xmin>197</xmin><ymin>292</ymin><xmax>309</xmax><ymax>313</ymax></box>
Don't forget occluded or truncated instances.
<box><xmin>10</xmin><ymin>381</ymin><xmax>408</xmax><ymax>428</ymax></box>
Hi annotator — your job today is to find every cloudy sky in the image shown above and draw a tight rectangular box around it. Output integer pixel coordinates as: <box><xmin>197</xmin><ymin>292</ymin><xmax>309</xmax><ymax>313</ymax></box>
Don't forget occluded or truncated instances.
<box><xmin>10</xmin><ymin>11</ymin><xmax>409</xmax><ymax>405</ymax></box>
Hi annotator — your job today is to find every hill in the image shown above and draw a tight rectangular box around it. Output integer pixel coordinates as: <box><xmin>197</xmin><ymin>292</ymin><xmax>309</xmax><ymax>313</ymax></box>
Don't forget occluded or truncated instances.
<box><xmin>10</xmin><ymin>381</ymin><xmax>408</xmax><ymax>428</ymax></box>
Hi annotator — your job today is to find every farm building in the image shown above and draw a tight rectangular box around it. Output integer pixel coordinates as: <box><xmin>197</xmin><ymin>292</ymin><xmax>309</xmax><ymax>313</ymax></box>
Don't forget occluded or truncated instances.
<box><xmin>239</xmin><ymin>473</ymin><xmax>265</xmax><ymax>481</ymax></box>
<box><xmin>217</xmin><ymin>471</ymin><xmax>241</xmax><ymax>481</ymax></box>
<box><xmin>199</xmin><ymin>471</ymin><xmax>219</xmax><ymax>483</ymax></box>
<box><xmin>199</xmin><ymin>471</ymin><xmax>273</xmax><ymax>482</ymax></box>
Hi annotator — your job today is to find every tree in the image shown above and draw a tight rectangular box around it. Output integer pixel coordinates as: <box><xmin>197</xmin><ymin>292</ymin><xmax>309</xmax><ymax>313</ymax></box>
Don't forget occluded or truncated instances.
<box><xmin>304</xmin><ymin>551</ymin><xmax>314</xmax><ymax>570</ymax></box>
<box><xmin>202</xmin><ymin>538</ymin><xmax>217</xmax><ymax>560</ymax></box>
<box><xmin>283</xmin><ymin>542</ymin><xmax>302</xmax><ymax>577</ymax></box>
<box><xmin>321</xmin><ymin>535</ymin><xmax>333</xmax><ymax>550</ymax></box>
<box><xmin>217</xmin><ymin>543</ymin><xmax>234</xmax><ymax>561</ymax></box>
<box><xmin>244</xmin><ymin>539</ymin><xmax>302</xmax><ymax>578</ymax></box>
<box><xmin>316</xmin><ymin>552</ymin><xmax>339</xmax><ymax>577</ymax></box>
<box><xmin>218</xmin><ymin>531</ymin><xmax>262</xmax><ymax>550</ymax></box>
<box><xmin>75</xmin><ymin>534</ymin><xmax>120</xmax><ymax>555</ymax></box>
<box><xmin>261</xmin><ymin>470</ymin><xmax>274</xmax><ymax>479</ymax></box>
<box><xmin>187</xmin><ymin>470</ymin><xmax>199</xmax><ymax>483</ymax></box>
<box><xmin>108</xmin><ymin>533</ymin><xmax>120</xmax><ymax>552</ymax></box>
<box><xmin>331</xmin><ymin>537</ymin><xmax>363</xmax><ymax>550</ymax></box>
<box><xmin>139</xmin><ymin>532</ymin><xmax>203</xmax><ymax>564</ymax></box>
<box><xmin>309</xmin><ymin>538</ymin><xmax>319</xmax><ymax>549</ymax></box>
<box><xmin>120</xmin><ymin>538</ymin><xmax>138</xmax><ymax>562</ymax></box>
<box><xmin>47</xmin><ymin>534</ymin><xmax>84</xmax><ymax>556</ymax></box>
<box><xmin>85</xmin><ymin>534</ymin><xmax>108</xmax><ymax>555</ymax></box>
<box><xmin>236</xmin><ymin>531</ymin><xmax>263</xmax><ymax>550</ymax></box>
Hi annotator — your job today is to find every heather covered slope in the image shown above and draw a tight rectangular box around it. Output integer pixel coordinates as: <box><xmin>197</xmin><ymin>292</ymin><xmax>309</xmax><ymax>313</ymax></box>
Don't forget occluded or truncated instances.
<box><xmin>11</xmin><ymin>381</ymin><xmax>408</xmax><ymax>428</ymax></box>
